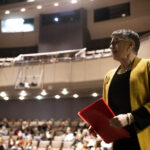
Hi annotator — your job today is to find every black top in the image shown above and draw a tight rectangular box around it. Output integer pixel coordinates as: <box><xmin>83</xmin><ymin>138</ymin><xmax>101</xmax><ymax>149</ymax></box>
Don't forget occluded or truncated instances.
<box><xmin>108</xmin><ymin>70</ymin><xmax>140</xmax><ymax>150</ymax></box>
<box><xmin>109</xmin><ymin>70</ymin><xmax>131</xmax><ymax>115</ymax></box>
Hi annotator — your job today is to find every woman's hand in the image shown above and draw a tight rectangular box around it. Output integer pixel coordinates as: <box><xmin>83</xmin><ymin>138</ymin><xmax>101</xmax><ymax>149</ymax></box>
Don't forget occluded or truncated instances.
<box><xmin>88</xmin><ymin>126</ymin><xmax>97</xmax><ymax>137</ymax></box>
<box><xmin>109</xmin><ymin>114</ymin><xmax>129</xmax><ymax>128</ymax></box>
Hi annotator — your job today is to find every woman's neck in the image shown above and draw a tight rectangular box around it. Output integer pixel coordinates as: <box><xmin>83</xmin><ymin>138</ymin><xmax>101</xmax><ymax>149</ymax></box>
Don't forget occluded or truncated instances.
<box><xmin>118</xmin><ymin>54</ymin><xmax>136</xmax><ymax>74</ymax></box>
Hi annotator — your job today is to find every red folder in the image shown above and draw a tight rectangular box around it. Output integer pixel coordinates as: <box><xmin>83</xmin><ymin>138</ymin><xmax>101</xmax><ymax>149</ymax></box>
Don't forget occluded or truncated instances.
<box><xmin>78</xmin><ymin>98</ymin><xmax>130</xmax><ymax>143</ymax></box>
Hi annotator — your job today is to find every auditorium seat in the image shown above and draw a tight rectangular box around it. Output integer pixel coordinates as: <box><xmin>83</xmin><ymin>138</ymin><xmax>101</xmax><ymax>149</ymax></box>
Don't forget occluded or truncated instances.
<box><xmin>38</xmin><ymin>140</ymin><xmax>50</xmax><ymax>148</ymax></box>
<box><xmin>51</xmin><ymin>140</ymin><xmax>62</xmax><ymax>149</ymax></box>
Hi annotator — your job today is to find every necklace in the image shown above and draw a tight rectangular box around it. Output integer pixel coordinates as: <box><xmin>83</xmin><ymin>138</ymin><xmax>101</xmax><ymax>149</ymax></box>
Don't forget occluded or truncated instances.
<box><xmin>118</xmin><ymin>59</ymin><xmax>134</xmax><ymax>74</ymax></box>
<box><xmin>119</xmin><ymin>65</ymin><xmax>131</xmax><ymax>74</ymax></box>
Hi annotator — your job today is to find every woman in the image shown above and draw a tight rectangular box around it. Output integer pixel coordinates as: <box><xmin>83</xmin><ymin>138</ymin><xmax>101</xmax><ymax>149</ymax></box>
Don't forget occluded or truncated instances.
<box><xmin>103</xmin><ymin>29</ymin><xmax>150</xmax><ymax>150</ymax></box>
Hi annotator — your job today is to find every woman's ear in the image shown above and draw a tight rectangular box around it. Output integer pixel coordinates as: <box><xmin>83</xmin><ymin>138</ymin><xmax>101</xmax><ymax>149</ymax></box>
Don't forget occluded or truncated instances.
<box><xmin>130</xmin><ymin>39</ymin><xmax>135</xmax><ymax>51</ymax></box>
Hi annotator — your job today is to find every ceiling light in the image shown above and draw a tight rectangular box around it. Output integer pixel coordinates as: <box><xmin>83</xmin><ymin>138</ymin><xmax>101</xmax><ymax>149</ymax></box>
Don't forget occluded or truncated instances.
<box><xmin>30</xmin><ymin>82</ymin><xmax>37</xmax><ymax>87</ymax></box>
<box><xmin>121</xmin><ymin>13</ymin><xmax>126</xmax><ymax>17</ymax></box>
<box><xmin>54</xmin><ymin>2</ymin><xmax>59</xmax><ymax>7</ymax></box>
<box><xmin>5</xmin><ymin>10</ymin><xmax>10</xmax><ymax>15</ymax></box>
<box><xmin>71</xmin><ymin>0</ymin><xmax>78</xmax><ymax>4</ymax></box>
<box><xmin>24</xmin><ymin>82</ymin><xmax>30</xmax><ymax>88</ymax></box>
<box><xmin>19</xmin><ymin>82</ymin><xmax>24</xmax><ymax>87</ymax></box>
<box><xmin>4</xmin><ymin>96</ymin><xmax>9</xmax><ymax>101</ymax></box>
<box><xmin>27</xmin><ymin>0</ymin><xmax>35</xmax><ymax>2</ymax></box>
<box><xmin>20</xmin><ymin>90</ymin><xmax>27</xmax><ymax>97</ymax></box>
<box><xmin>61</xmin><ymin>88</ymin><xmax>69</xmax><ymax>95</ymax></box>
<box><xmin>73</xmin><ymin>94</ymin><xmax>79</xmax><ymax>98</ymax></box>
<box><xmin>55</xmin><ymin>95</ymin><xmax>61</xmax><ymax>99</ymax></box>
<box><xmin>92</xmin><ymin>92</ymin><xmax>98</xmax><ymax>97</ymax></box>
<box><xmin>21</xmin><ymin>8</ymin><xmax>26</xmax><ymax>12</ymax></box>
<box><xmin>19</xmin><ymin>96</ymin><xmax>25</xmax><ymax>100</ymax></box>
<box><xmin>54</xmin><ymin>17</ymin><xmax>59</xmax><ymax>22</ymax></box>
<box><xmin>36</xmin><ymin>95</ymin><xmax>43</xmax><ymax>100</ymax></box>
<box><xmin>37</xmin><ymin>5</ymin><xmax>42</xmax><ymax>9</ymax></box>
<box><xmin>0</xmin><ymin>92</ymin><xmax>7</xmax><ymax>97</ymax></box>
<box><xmin>41</xmin><ymin>89</ymin><xmax>47</xmax><ymax>96</ymax></box>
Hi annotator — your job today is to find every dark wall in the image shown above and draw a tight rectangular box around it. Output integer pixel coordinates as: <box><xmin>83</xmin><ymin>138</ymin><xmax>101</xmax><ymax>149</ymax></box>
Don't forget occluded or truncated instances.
<box><xmin>38</xmin><ymin>9</ymin><xmax>90</xmax><ymax>52</ymax></box>
<box><xmin>0</xmin><ymin>98</ymin><xmax>97</xmax><ymax>120</ymax></box>
<box><xmin>0</xmin><ymin>46</ymin><xmax>38</xmax><ymax>58</ymax></box>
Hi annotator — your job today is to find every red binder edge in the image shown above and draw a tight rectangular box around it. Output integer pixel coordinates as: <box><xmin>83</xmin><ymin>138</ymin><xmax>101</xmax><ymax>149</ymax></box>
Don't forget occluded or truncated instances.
<box><xmin>78</xmin><ymin>98</ymin><xmax>130</xmax><ymax>143</ymax></box>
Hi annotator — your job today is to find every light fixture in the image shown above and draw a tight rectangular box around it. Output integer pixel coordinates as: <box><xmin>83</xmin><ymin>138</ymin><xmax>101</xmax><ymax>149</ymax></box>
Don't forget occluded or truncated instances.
<box><xmin>71</xmin><ymin>0</ymin><xmax>78</xmax><ymax>4</ymax></box>
<box><xmin>92</xmin><ymin>92</ymin><xmax>98</xmax><ymax>97</ymax></box>
<box><xmin>37</xmin><ymin>5</ymin><xmax>42</xmax><ymax>9</ymax></box>
<box><xmin>27</xmin><ymin>0</ymin><xmax>35</xmax><ymax>2</ymax></box>
<box><xmin>30</xmin><ymin>82</ymin><xmax>37</xmax><ymax>87</ymax></box>
<box><xmin>4</xmin><ymin>96</ymin><xmax>9</xmax><ymax>101</ymax></box>
<box><xmin>5</xmin><ymin>10</ymin><xmax>10</xmax><ymax>15</ymax></box>
<box><xmin>61</xmin><ymin>88</ymin><xmax>69</xmax><ymax>95</ymax></box>
<box><xmin>20</xmin><ymin>8</ymin><xmax>26</xmax><ymax>12</ymax></box>
<box><xmin>55</xmin><ymin>95</ymin><xmax>61</xmax><ymax>99</ymax></box>
<box><xmin>54</xmin><ymin>17</ymin><xmax>59</xmax><ymax>22</ymax></box>
<box><xmin>19</xmin><ymin>82</ymin><xmax>24</xmax><ymax>87</ymax></box>
<box><xmin>41</xmin><ymin>89</ymin><xmax>47</xmax><ymax>96</ymax></box>
<box><xmin>24</xmin><ymin>82</ymin><xmax>30</xmax><ymax>88</ymax></box>
<box><xmin>121</xmin><ymin>13</ymin><xmax>126</xmax><ymax>17</ymax></box>
<box><xmin>19</xmin><ymin>96</ymin><xmax>25</xmax><ymax>100</ymax></box>
<box><xmin>36</xmin><ymin>95</ymin><xmax>43</xmax><ymax>100</ymax></box>
<box><xmin>20</xmin><ymin>90</ymin><xmax>27</xmax><ymax>97</ymax></box>
<box><xmin>30</xmin><ymin>76</ymin><xmax>37</xmax><ymax>87</ymax></box>
<box><xmin>73</xmin><ymin>94</ymin><xmax>79</xmax><ymax>98</ymax></box>
<box><xmin>54</xmin><ymin>2</ymin><xmax>59</xmax><ymax>7</ymax></box>
<box><xmin>0</xmin><ymin>91</ymin><xmax>7</xmax><ymax>97</ymax></box>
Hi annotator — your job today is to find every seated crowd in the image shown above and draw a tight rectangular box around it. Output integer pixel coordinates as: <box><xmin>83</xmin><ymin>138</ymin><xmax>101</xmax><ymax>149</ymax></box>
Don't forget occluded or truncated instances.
<box><xmin>0</xmin><ymin>118</ymin><xmax>108</xmax><ymax>150</ymax></box>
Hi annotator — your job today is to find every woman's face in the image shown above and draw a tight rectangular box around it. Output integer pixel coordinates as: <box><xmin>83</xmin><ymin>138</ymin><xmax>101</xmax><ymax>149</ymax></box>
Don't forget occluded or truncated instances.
<box><xmin>110</xmin><ymin>35</ymin><xmax>131</xmax><ymax>61</ymax></box>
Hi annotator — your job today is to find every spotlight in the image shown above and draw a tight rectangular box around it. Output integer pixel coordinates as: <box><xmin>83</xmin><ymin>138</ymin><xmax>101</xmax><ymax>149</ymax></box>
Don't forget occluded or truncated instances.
<box><xmin>20</xmin><ymin>90</ymin><xmax>27</xmax><ymax>97</ymax></box>
<box><xmin>30</xmin><ymin>82</ymin><xmax>37</xmax><ymax>87</ymax></box>
<box><xmin>92</xmin><ymin>92</ymin><xmax>98</xmax><ymax>97</ymax></box>
<box><xmin>19</xmin><ymin>82</ymin><xmax>24</xmax><ymax>87</ymax></box>
<box><xmin>71</xmin><ymin>0</ymin><xmax>78</xmax><ymax>4</ymax></box>
<box><xmin>54</xmin><ymin>17</ymin><xmax>59</xmax><ymax>22</ymax></box>
<box><xmin>24</xmin><ymin>82</ymin><xmax>30</xmax><ymax>88</ymax></box>
<box><xmin>4</xmin><ymin>96</ymin><xmax>9</xmax><ymax>101</ymax></box>
<box><xmin>41</xmin><ymin>89</ymin><xmax>47</xmax><ymax>96</ymax></box>
<box><xmin>55</xmin><ymin>95</ymin><xmax>61</xmax><ymax>99</ymax></box>
<box><xmin>54</xmin><ymin>2</ymin><xmax>59</xmax><ymax>7</ymax></box>
<box><xmin>5</xmin><ymin>10</ymin><xmax>10</xmax><ymax>15</ymax></box>
<box><xmin>36</xmin><ymin>95</ymin><xmax>43</xmax><ymax>100</ymax></box>
<box><xmin>61</xmin><ymin>88</ymin><xmax>69</xmax><ymax>95</ymax></box>
<box><xmin>73</xmin><ymin>94</ymin><xmax>79</xmax><ymax>98</ymax></box>
<box><xmin>0</xmin><ymin>92</ymin><xmax>7</xmax><ymax>97</ymax></box>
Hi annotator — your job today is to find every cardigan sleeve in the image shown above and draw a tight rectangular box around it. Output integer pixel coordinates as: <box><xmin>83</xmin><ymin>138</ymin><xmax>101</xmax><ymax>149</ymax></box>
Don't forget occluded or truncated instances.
<box><xmin>132</xmin><ymin>60</ymin><xmax>150</xmax><ymax>130</ymax></box>
<box><xmin>132</xmin><ymin>106</ymin><xmax>150</xmax><ymax>130</ymax></box>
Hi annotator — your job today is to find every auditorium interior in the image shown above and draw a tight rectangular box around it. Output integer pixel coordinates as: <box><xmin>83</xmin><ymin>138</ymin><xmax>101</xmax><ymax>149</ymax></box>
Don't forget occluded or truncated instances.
<box><xmin>0</xmin><ymin>0</ymin><xmax>150</xmax><ymax>149</ymax></box>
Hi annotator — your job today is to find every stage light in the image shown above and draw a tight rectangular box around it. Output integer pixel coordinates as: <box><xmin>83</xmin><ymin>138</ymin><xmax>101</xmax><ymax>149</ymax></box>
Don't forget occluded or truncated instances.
<box><xmin>36</xmin><ymin>95</ymin><xmax>43</xmax><ymax>100</ymax></box>
<box><xmin>41</xmin><ymin>89</ymin><xmax>47</xmax><ymax>96</ymax></box>
<box><xmin>54</xmin><ymin>17</ymin><xmax>59</xmax><ymax>22</ymax></box>
<box><xmin>73</xmin><ymin>94</ymin><xmax>79</xmax><ymax>98</ymax></box>
<box><xmin>92</xmin><ymin>92</ymin><xmax>98</xmax><ymax>97</ymax></box>
<box><xmin>61</xmin><ymin>88</ymin><xmax>69</xmax><ymax>95</ymax></box>
<box><xmin>30</xmin><ymin>82</ymin><xmax>37</xmax><ymax>87</ymax></box>
<box><xmin>19</xmin><ymin>96</ymin><xmax>25</xmax><ymax>100</ymax></box>
<box><xmin>54</xmin><ymin>2</ymin><xmax>59</xmax><ymax>7</ymax></box>
<box><xmin>20</xmin><ymin>90</ymin><xmax>27</xmax><ymax>97</ymax></box>
<box><xmin>19</xmin><ymin>82</ymin><xmax>24</xmax><ymax>87</ymax></box>
<box><xmin>0</xmin><ymin>91</ymin><xmax>7</xmax><ymax>97</ymax></box>
<box><xmin>4</xmin><ymin>96</ymin><xmax>9</xmax><ymax>101</ymax></box>
<box><xmin>37</xmin><ymin>5</ymin><xmax>42</xmax><ymax>9</ymax></box>
<box><xmin>71</xmin><ymin>0</ymin><xmax>78</xmax><ymax>4</ymax></box>
<box><xmin>20</xmin><ymin>8</ymin><xmax>26</xmax><ymax>12</ymax></box>
<box><xmin>55</xmin><ymin>95</ymin><xmax>61</xmax><ymax>99</ymax></box>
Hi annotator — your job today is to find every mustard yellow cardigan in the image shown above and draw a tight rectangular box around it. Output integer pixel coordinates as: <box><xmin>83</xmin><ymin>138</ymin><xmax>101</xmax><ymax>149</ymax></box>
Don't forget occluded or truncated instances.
<box><xmin>103</xmin><ymin>57</ymin><xmax>150</xmax><ymax>150</ymax></box>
